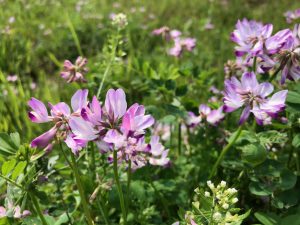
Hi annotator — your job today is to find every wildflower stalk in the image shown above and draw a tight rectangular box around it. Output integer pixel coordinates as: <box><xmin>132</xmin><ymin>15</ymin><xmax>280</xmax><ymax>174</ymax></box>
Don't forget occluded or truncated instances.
<box><xmin>269</xmin><ymin>65</ymin><xmax>282</xmax><ymax>82</ymax></box>
<box><xmin>96</xmin><ymin>198</ymin><xmax>109</xmax><ymax>225</ymax></box>
<box><xmin>209</xmin><ymin>126</ymin><xmax>243</xmax><ymax>178</ymax></box>
<box><xmin>178</xmin><ymin>122</ymin><xmax>182</xmax><ymax>156</ymax></box>
<box><xmin>70</xmin><ymin>153</ymin><xmax>94</xmax><ymax>225</ymax></box>
<box><xmin>113</xmin><ymin>150</ymin><xmax>127</xmax><ymax>225</ymax></box>
<box><xmin>29</xmin><ymin>192</ymin><xmax>48</xmax><ymax>225</ymax></box>
<box><xmin>126</xmin><ymin>160</ymin><xmax>132</xmax><ymax>215</ymax></box>
<box><xmin>96</xmin><ymin>31</ymin><xmax>120</xmax><ymax>98</ymax></box>
<box><xmin>0</xmin><ymin>173</ymin><xmax>25</xmax><ymax>191</ymax></box>
<box><xmin>66</xmin><ymin>13</ymin><xmax>83</xmax><ymax>56</ymax></box>
<box><xmin>59</xmin><ymin>144</ymin><xmax>94</xmax><ymax>225</ymax></box>
<box><xmin>252</xmin><ymin>56</ymin><xmax>257</xmax><ymax>71</ymax></box>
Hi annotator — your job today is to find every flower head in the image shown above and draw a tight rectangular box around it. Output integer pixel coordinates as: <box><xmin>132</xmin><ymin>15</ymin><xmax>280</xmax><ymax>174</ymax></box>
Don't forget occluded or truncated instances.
<box><xmin>28</xmin><ymin>89</ymin><xmax>89</xmax><ymax>154</ymax></box>
<box><xmin>61</xmin><ymin>56</ymin><xmax>88</xmax><ymax>83</ymax></box>
<box><xmin>223</xmin><ymin>72</ymin><xmax>288</xmax><ymax>125</ymax></box>
<box><xmin>111</xmin><ymin>13</ymin><xmax>128</xmax><ymax>29</ymax></box>
<box><xmin>231</xmin><ymin>19</ymin><xmax>273</xmax><ymax>57</ymax></box>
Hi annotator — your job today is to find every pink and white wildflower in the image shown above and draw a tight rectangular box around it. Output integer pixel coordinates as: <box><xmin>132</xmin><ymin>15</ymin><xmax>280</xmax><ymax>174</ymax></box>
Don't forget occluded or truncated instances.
<box><xmin>223</xmin><ymin>72</ymin><xmax>288</xmax><ymax>125</ymax></box>
<box><xmin>61</xmin><ymin>56</ymin><xmax>88</xmax><ymax>83</ymax></box>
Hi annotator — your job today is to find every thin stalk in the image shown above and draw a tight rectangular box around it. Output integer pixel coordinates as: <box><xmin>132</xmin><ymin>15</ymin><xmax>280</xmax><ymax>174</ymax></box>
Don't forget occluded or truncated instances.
<box><xmin>66</xmin><ymin>13</ymin><xmax>83</xmax><ymax>56</ymax></box>
<box><xmin>269</xmin><ymin>66</ymin><xmax>282</xmax><ymax>82</ymax></box>
<box><xmin>90</xmin><ymin>143</ymin><xmax>96</xmax><ymax>181</ymax></box>
<box><xmin>96</xmin><ymin>198</ymin><xmax>109</xmax><ymax>225</ymax></box>
<box><xmin>178</xmin><ymin>122</ymin><xmax>182</xmax><ymax>156</ymax></box>
<box><xmin>209</xmin><ymin>126</ymin><xmax>243</xmax><ymax>179</ymax></box>
<box><xmin>0</xmin><ymin>173</ymin><xmax>25</xmax><ymax>191</ymax></box>
<box><xmin>113</xmin><ymin>150</ymin><xmax>127</xmax><ymax>225</ymax></box>
<box><xmin>126</xmin><ymin>160</ymin><xmax>132</xmax><ymax>215</ymax></box>
<box><xmin>89</xmin><ymin>184</ymin><xmax>110</xmax><ymax>224</ymax></box>
<box><xmin>70</xmin><ymin>153</ymin><xmax>94</xmax><ymax>225</ymax></box>
<box><xmin>29</xmin><ymin>192</ymin><xmax>48</xmax><ymax>225</ymax></box>
<box><xmin>96</xmin><ymin>31</ymin><xmax>119</xmax><ymax>98</ymax></box>
<box><xmin>252</xmin><ymin>56</ymin><xmax>257</xmax><ymax>72</ymax></box>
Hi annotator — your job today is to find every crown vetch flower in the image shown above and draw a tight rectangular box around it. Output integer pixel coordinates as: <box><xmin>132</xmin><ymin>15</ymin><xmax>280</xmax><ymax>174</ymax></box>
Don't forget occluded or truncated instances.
<box><xmin>61</xmin><ymin>56</ymin><xmax>88</xmax><ymax>83</ymax></box>
<box><xmin>223</xmin><ymin>72</ymin><xmax>288</xmax><ymax>125</ymax></box>
<box><xmin>284</xmin><ymin>9</ymin><xmax>300</xmax><ymax>23</ymax></box>
<box><xmin>277</xmin><ymin>25</ymin><xmax>300</xmax><ymax>84</ymax></box>
<box><xmin>28</xmin><ymin>89</ymin><xmax>89</xmax><ymax>154</ymax></box>
<box><xmin>231</xmin><ymin>18</ymin><xmax>273</xmax><ymax>57</ymax></box>
<box><xmin>69</xmin><ymin>88</ymin><xmax>168</xmax><ymax>169</ymax></box>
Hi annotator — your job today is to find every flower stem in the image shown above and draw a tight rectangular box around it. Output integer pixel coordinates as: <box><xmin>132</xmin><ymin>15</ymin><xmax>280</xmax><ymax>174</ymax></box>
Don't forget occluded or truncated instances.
<box><xmin>96</xmin><ymin>31</ymin><xmax>119</xmax><ymax>98</ymax></box>
<box><xmin>178</xmin><ymin>122</ymin><xmax>182</xmax><ymax>156</ymax></box>
<box><xmin>126</xmin><ymin>160</ymin><xmax>132</xmax><ymax>215</ymax></box>
<box><xmin>269</xmin><ymin>66</ymin><xmax>282</xmax><ymax>82</ymax></box>
<box><xmin>29</xmin><ymin>192</ymin><xmax>48</xmax><ymax>225</ymax></box>
<box><xmin>70</xmin><ymin>154</ymin><xmax>94</xmax><ymax>225</ymax></box>
<box><xmin>209</xmin><ymin>126</ymin><xmax>243</xmax><ymax>179</ymax></box>
<box><xmin>113</xmin><ymin>150</ymin><xmax>127</xmax><ymax>225</ymax></box>
<box><xmin>252</xmin><ymin>56</ymin><xmax>257</xmax><ymax>72</ymax></box>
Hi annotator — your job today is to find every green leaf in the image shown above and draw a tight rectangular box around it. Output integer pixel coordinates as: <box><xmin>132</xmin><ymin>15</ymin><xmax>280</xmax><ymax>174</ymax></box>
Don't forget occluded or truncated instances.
<box><xmin>0</xmin><ymin>133</ymin><xmax>18</xmax><ymax>156</ymax></box>
<box><xmin>2</xmin><ymin>159</ymin><xmax>16</xmax><ymax>176</ymax></box>
<box><xmin>11</xmin><ymin>161</ymin><xmax>27</xmax><ymax>180</ymax></box>
<box><xmin>287</xmin><ymin>91</ymin><xmax>300</xmax><ymax>104</ymax></box>
<box><xmin>249</xmin><ymin>182</ymin><xmax>273</xmax><ymax>196</ymax></box>
<box><xmin>292</xmin><ymin>134</ymin><xmax>300</xmax><ymax>148</ymax></box>
<box><xmin>254</xmin><ymin>212</ymin><xmax>280</xmax><ymax>225</ymax></box>
<box><xmin>229</xmin><ymin>130</ymin><xmax>257</xmax><ymax>145</ymax></box>
<box><xmin>54</xmin><ymin>213</ymin><xmax>69</xmax><ymax>225</ymax></box>
<box><xmin>240</xmin><ymin>143</ymin><xmax>267</xmax><ymax>166</ymax></box>
<box><xmin>278</xmin><ymin>169</ymin><xmax>297</xmax><ymax>190</ymax></box>
<box><xmin>257</xmin><ymin>131</ymin><xmax>287</xmax><ymax>147</ymax></box>
<box><xmin>9</xmin><ymin>133</ymin><xmax>20</xmax><ymax>148</ymax></box>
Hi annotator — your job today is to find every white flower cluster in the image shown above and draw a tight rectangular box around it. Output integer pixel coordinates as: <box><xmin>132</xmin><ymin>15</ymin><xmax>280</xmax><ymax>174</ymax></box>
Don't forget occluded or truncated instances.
<box><xmin>206</xmin><ymin>180</ymin><xmax>240</xmax><ymax>225</ymax></box>
<box><xmin>111</xmin><ymin>13</ymin><xmax>128</xmax><ymax>29</ymax></box>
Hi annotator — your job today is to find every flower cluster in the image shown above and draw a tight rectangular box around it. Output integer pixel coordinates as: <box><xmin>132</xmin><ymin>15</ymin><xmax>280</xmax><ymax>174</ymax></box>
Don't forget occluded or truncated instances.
<box><xmin>186</xmin><ymin>104</ymin><xmax>225</xmax><ymax>127</ymax></box>
<box><xmin>231</xmin><ymin>19</ymin><xmax>300</xmax><ymax>84</ymax></box>
<box><xmin>284</xmin><ymin>9</ymin><xmax>300</xmax><ymax>24</ymax></box>
<box><xmin>152</xmin><ymin>26</ymin><xmax>196</xmax><ymax>57</ymax></box>
<box><xmin>223</xmin><ymin>71</ymin><xmax>288</xmax><ymax>125</ymax></box>
<box><xmin>60</xmin><ymin>56</ymin><xmax>88</xmax><ymax>83</ymax></box>
<box><xmin>177</xmin><ymin>181</ymin><xmax>248</xmax><ymax>225</ymax></box>
<box><xmin>28</xmin><ymin>88</ymin><xmax>170</xmax><ymax>170</ymax></box>
<box><xmin>111</xmin><ymin>13</ymin><xmax>128</xmax><ymax>29</ymax></box>
<box><xmin>204</xmin><ymin>181</ymin><xmax>242</xmax><ymax>225</ymax></box>
<box><xmin>0</xmin><ymin>201</ymin><xmax>31</xmax><ymax>219</ymax></box>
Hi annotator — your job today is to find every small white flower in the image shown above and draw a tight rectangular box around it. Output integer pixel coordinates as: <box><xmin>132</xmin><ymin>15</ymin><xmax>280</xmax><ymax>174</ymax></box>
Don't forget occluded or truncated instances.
<box><xmin>227</xmin><ymin>188</ymin><xmax>237</xmax><ymax>194</ymax></box>
<box><xmin>111</xmin><ymin>13</ymin><xmax>128</xmax><ymax>29</ymax></box>
<box><xmin>207</xmin><ymin>180</ymin><xmax>215</xmax><ymax>190</ymax></box>
<box><xmin>213</xmin><ymin>212</ymin><xmax>222</xmax><ymax>222</ymax></box>
<box><xmin>220</xmin><ymin>181</ymin><xmax>226</xmax><ymax>188</ymax></box>
<box><xmin>222</xmin><ymin>203</ymin><xmax>229</xmax><ymax>209</ymax></box>
<box><xmin>232</xmin><ymin>197</ymin><xmax>238</xmax><ymax>204</ymax></box>
<box><xmin>204</xmin><ymin>191</ymin><xmax>210</xmax><ymax>197</ymax></box>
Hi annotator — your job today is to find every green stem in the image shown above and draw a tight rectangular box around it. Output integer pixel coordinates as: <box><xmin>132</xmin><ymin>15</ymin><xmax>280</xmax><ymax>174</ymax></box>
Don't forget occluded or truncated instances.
<box><xmin>90</xmin><ymin>143</ymin><xmax>96</xmax><ymax>181</ymax></box>
<box><xmin>70</xmin><ymin>154</ymin><xmax>94</xmax><ymax>225</ymax></box>
<box><xmin>178</xmin><ymin>122</ymin><xmax>182</xmax><ymax>156</ymax></box>
<box><xmin>126</xmin><ymin>160</ymin><xmax>132</xmax><ymax>215</ymax></box>
<box><xmin>209</xmin><ymin>126</ymin><xmax>243</xmax><ymax>179</ymax></box>
<box><xmin>66</xmin><ymin>13</ymin><xmax>83</xmax><ymax>56</ymax></box>
<box><xmin>96</xmin><ymin>198</ymin><xmax>109</xmax><ymax>225</ymax></box>
<box><xmin>96</xmin><ymin>32</ymin><xmax>119</xmax><ymax>98</ymax></box>
<box><xmin>29</xmin><ymin>192</ymin><xmax>48</xmax><ymax>225</ymax></box>
<box><xmin>269</xmin><ymin>66</ymin><xmax>282</xmax><ymax>82</ymax></box>
<box><xmin>0</xmin><ymin>173</ymin><xmax>25</xmax><ymax>191</ymax></box>
<box><xmin>252</xmin><ymin>56</ymin><xmax>257</xmax><ymax>72</ymax></box>
<box><xmin>113</xmin><ymin>150</ymin><xmax>127</xmax><ymax>225</ymax></box>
